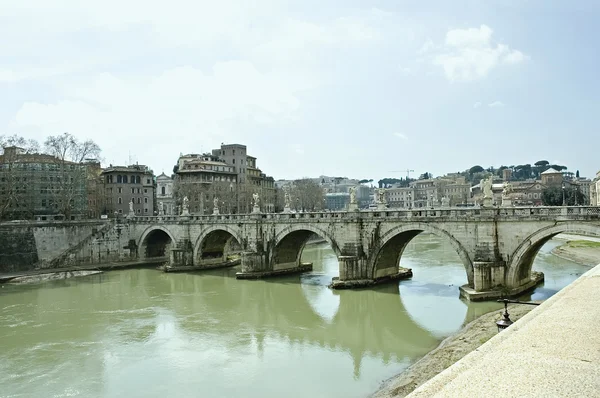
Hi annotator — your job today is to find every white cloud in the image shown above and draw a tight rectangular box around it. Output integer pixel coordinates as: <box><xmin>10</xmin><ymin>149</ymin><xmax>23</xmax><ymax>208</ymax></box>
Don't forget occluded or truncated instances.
<box><xmin>488</xmin><ymin>101</ymin><xmax>505</xmax><ymax>108</ymax></box>
<box><xmin>430</xmin><ymin>25</ymin><xmax>528</xmax><ymax>82</ymax></box>
<box><xmin>394</xmin><ymin>132</ymin><xmax>408</xmax><ymax>140</ymax></box>
<box><xmin>418</xmin><ymin>38</ymin><xmax>435</xmax><ymax>54</ymax></box>
<box><xmin>473</xmin><ymin>101</ymin><xmax>482</xmax><ymax>109</ymax></box>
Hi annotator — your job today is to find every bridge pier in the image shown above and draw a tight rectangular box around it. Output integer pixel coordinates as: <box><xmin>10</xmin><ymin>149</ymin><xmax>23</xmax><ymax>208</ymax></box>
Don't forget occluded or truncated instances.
<box><xmin>235</xmin><ymin>251</ymin><xmax>312</xmax><ymax>279</ymax></box>
<box><xmin>330</xmin><ymin>255</ymin><xmax>412</xmax><ymax>289</ymax></box>
<box><xmin>459</xmin><ymin>261</ymin><xmax>544</xmax><ymax>301</ymax></box>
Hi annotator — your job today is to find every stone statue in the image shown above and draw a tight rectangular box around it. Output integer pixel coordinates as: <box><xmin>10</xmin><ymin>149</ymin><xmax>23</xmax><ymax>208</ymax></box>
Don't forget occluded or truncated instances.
<box><xmin>128</xmin><ymin>200</ymin><xmax>134</xmax><ymax>213</ymax></box>
<box><xmin>252</xmin><ymin>193</ymin><xmax>260</xmax><ymax>206</ymax></box>
<box><xmin>182</xmin><ymin>196</ymin><xmax>189</xmax><ymax>211</ymax></box>
<box><xmin>213</xmin><ymin>197</ymin><xmax>219</xmax><ymax>209</ymax></box>
<box><xmin>349</xmin><ymin>186</ymin><xmax>357</xmax><ymax>204</ymax></box>
<box><xmin>482</xmin><ymin>177</ymin><xmax>493</xmax><ymax>199</ymax></box>
<box><xmin>159</xmin><ymin>201</ymin><xmax>164</xmax><ymax>214</ymax></box>
<box><xmin>502</xmin><ymin>181</ymin><xmax>513</xmax><ymax>197</ymax></box>
<box><xmin>284</xmin><ymin>190</ymin><xmax>291</xmax><ymax>208</ymax></box>
<box><xmin>377</xmin><ymin>188</ymin><xmax>386</xmax><ymax>204</ymax></box>
<box><xmin>441</xmin><ymin>196</ymin><xmax>450</xmax><ymax>207</ymax></box>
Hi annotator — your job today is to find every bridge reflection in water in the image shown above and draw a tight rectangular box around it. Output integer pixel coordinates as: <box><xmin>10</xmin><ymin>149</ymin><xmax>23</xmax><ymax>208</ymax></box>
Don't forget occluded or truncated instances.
<box><xmin>1</xmin><ymin>233</ymin><xmax>590</xmax><ymax>398</ymax></box>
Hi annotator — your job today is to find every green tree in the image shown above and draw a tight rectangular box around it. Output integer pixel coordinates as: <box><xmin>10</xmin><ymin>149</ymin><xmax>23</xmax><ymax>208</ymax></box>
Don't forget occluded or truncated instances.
<box><xmin>469</xmin><ymin>165</ymin><xmax>484</xmax><ymax>175</ymax></box>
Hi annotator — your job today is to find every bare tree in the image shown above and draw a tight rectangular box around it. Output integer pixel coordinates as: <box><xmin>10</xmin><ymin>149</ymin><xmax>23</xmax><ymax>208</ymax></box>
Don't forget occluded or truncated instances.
<box><xmin>44</xmin><ymin>133</ymin><xmax>101</xmax><ymax>220</ymax></box>
<box><xmin>0</xmin><ymin>135</ymin><xmax>40</xmax><ymax>220</ymax></box>
<box><xmin>289</xmin><ymin>179</ymin><xmax>325</xmax><ymax>211</ymax></box>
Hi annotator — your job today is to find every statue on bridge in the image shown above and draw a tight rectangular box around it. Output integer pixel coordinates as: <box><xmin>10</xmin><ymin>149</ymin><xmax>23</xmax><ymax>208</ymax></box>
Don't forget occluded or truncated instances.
<box><xmin>159</xmin><ymin>201</ymin><xmax>164</xmax><ymax>216</ymax></box>
<box><xmin>377</xmin><ymin>188</ymin><xmax>386</xmax><ymax>204</ymax></box>
<box><xmin>502</xmin><ymin>181</ymin><xmax>513</xmax><ymax>198</ymax></box>
<box><xmin>283</xmin><ymin>189</ymin><xmax>292</xmax><ymax>213</ymax></box>
<box><xmin>213</xmin><ymin>197</ymin><xmax>220</xmax><ymax>215</ymax></box>
<box><xmin>482</xmin><ymin>177</ymin><xmax>493</xmax><ymax>199</ymax></box>
<box><xmin>349</xmin><ymin>186</ymin><xmax>357</xmax><ymax>204</ymax></box>
<box><xmin>181</xmin><ymin>196</ymin><xmax>190</xmax><ymax>216</ymax></box>
<box><xmin>128</xmin><ymin>200</ymin><xmax>134</xmax><ymax>215</ymax></box>
<box><xmin>252</xmin><ymin>193</ymin><xmax>261</xmax><ymax>213</ymax></box>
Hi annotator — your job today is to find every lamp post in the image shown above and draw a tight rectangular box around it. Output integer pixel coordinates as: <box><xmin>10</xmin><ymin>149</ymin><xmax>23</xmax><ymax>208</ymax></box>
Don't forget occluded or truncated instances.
<box><xmin>562</xmin><ymin>184</ymin><xmax>566</xmax><ymax>206</ymax></box>
<box><xmin>408</xmin><ymin>192</ymin><xmax>412</xmax><ymax>209</ymax></box>
<box><xmin>495</xmin><ymin>299</ymin><xmax>540</xmax><ymax>332</ymax></box>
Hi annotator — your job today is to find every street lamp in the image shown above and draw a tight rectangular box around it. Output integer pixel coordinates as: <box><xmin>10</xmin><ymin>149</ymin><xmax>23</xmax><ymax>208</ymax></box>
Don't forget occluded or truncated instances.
<box><xmin>408</xmin><ymin>192</ymin><xmax>412</xmax><ymax>209</ymax></box>
<box><xmin>562</xmin><ymin>184</ymin><xmax>566</xmax><ymax>206</ymax></box>
<box><xmin>495</xmin><ymin>299</ymin><xmax>540</xmax><ymax>333</ymax></box>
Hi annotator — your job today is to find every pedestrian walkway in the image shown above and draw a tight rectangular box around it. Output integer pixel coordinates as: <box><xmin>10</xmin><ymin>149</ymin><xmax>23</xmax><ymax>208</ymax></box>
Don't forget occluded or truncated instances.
<box><xmin>408</xmin><ymin>263</ymin><xmax>600</xmax><ymax>397</ymax></box>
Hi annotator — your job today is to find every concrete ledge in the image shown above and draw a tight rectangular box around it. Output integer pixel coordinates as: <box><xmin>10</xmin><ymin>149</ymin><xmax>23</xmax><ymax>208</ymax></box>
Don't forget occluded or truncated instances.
<box><xmin>459</xmin><ymin>271</ymin><xmax>544</xmax><ymax>301</ymax></box>
<box><xmin>235</xmin><ymin>263</ymin><xmax>313</xmax><ymax>279</ymax></box>
<box><xmin>329</xmin><ymin>267</ymin><xmax>412</xmax><ymax>289</ymax></box>
<box><xmin>163</xmin><ymin>259</ymin><xmax>241</xmax><ymax>273</ymax></box>
<box><xmin>407</xmin><ymin>264</ymin><xmax>600</xmax><ymax>397</ymax></box>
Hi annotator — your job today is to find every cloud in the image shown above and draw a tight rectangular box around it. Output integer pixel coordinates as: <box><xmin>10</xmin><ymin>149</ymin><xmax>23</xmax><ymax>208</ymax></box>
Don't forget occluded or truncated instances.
<box><xmin>429</xmin><ymin>25</ymin><xmax>528</xmax><ymax>82</ymax></box>
<box><xmin>473</xmin><ymin>102</ymin><xmax>482</xmax><ymax>109</ymax></box>
<box><xmin>394</xmin><ymin>132</ymin><xmax>408</xmax><ymax>140</ymax></box>
<box><xmin>488</xmin><ymin>101</ymin><xmax>505</xmax><ymax>108</ymax></box>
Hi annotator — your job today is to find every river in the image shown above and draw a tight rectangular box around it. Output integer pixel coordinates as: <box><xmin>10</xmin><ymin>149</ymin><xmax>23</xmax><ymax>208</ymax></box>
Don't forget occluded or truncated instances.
<box><xmin>0</xmin><ymin>235</ymin><xmax>590</xmax><ymax>398</ymax></box>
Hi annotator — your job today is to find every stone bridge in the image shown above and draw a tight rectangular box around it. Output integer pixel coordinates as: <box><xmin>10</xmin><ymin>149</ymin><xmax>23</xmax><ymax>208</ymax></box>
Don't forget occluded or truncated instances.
<box><xmin>113</xmin><ymin>206</ymin><xmax>600</xmax><ymax>300</ymax></box>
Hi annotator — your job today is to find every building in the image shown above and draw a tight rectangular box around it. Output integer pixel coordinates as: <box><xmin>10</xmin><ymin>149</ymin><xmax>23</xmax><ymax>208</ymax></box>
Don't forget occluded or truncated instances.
<box><xmin>156</xmin><ymin>173</ymin><xmax>176</xmax><ymax>215</ymax></box>
<box><xmin>0</xmin><ymin>146</ymin><xmax>89</xmax><ymax>220</ymax></box>
<box><xmin>592</xmin><ymin>171</ymin><xmax>600</xmax><ymax>206</ymax></box>
<box><xmin>325</xmin><ymin>192</ymin><xmax>350</xmax><ymax>211</ymax></box>
<box><xmin>174</xmin><ymin>153</ymin><xmax>237</xmax><ymax>214</ymax></box>
<box><xmin>386</xmin><ymin>175</ymin><xmax>471</xmax><ymax>209</ymax></box>
<box><xmin>101</xmin><ymin>164</ymin><xmax>155</xmax><ymax>217</ymax></box>
<box><xmin>540</xmin><ymin>168</ymin><xmax>563</xmax><ymax>186</ymax></box>
<box><xmin>174</xmin><ymin>144</ymin><xmax>276</xmax><ymax>214</ymax></box>
<box><xmin>85</xmin><ymin>159</ymin><xmax>102</xmax><ymax>219</ymax></box>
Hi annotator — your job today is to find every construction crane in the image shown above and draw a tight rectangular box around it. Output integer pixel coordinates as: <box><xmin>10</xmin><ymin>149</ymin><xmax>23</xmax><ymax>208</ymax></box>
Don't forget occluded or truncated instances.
<box><xmin>389</xmin><ymin>169</ymin><xmax>415</xmax><ymax>179</ymax></box>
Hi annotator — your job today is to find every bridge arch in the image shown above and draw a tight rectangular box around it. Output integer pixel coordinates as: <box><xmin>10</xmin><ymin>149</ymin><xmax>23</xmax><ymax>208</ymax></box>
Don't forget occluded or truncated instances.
<box><xmin>507</xmin><ymin>222</ymin><xmax>600</xmax><ymax>288</ymax></box>
<box><xmin>271</xmin><ymin>225</ymin><xmax>341</xmax><ymax>269</ymax></box>
<box><xmin>370</xmin><ymin>223</ymin><xmax>474</xmax><ymax>285</ymax></box>
<box><xmin>138</xmin><ymin>226</ymin><xmax>176</xmax><ymax>260</ymax></box>
<box><xmin>194</xmin><ymin>225</ymin><xmax>245</xmax><ymax>263</ymax></box>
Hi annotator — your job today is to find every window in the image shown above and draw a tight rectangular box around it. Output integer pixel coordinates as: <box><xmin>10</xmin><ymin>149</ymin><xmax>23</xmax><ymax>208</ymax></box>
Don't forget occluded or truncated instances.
<box><xmin>146</xmin><ymin>179</ymin><xmax>150</xmax><ymax>184</ymax></box>
<box><xmin>144</xmin><ymin>208</ymin><xmax>148</xmax><ymax>213</ymax></box>
<box><xmin>144</xmin><ymin>198</ymin><xmax>148</xmax><ymax>204</ymax></box>
<box><xmin>137</xmin><ymin>198</ymin><xmax>141</xmax><ymax>204</ymax></box>
<box><xmin>137</xmin><ymin>188</ymin><xmax>141</xmax><ymax>193</ymax></box>
<box><xmin>233</xmin><ymin>149</ymin><xmax>235</xmax><ymax>155</ymax></box>
<box><xmin>118</xmin><ymin>197</ymin><xmax>122</xmax><ymax>204</ymax></box>
<box><xmin>118</xmin><ymin>209</ymin><xmax>123</xmax><ymax>214</ymax></box>
<box><xmin>131</xmin><ymin>188</ymin><xmax>135</xmax><ymax>194</ymax></box>
<box><xmin>117</xmin><ymin>175</ymin><xmax>122</xmax><ymax>183</ymax></box>
<box><xmin>233</xmin><ymin>159</ymin><xmax>236</xmax><ymax>164</ymax></box>
<box><xmin>137</xmin><ymin>209</ymin><xmax>141</xmax><ymax>214</ymax></box>
<box><xmin>144</xmin><ymin>189</ymin><xmax>148</xmax><ymax>194</ymax></box>
<box><xmin>161</xmin><ymin>186</ymin><xmax>166</xmax><ymax>195</ymax></box>
<box><xmin>118</xmin><ymin>187</ymin><xmax>122</xmax><ymax>194</ymax></box>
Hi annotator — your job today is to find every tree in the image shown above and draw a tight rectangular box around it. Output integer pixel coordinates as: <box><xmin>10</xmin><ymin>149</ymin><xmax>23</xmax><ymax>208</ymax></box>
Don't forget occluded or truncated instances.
<box><xmin>419</xmin><ymin>172</ymin><xmax>431</xmax><ymax>180</ymax></box>
<box><xmin>534</xmin><ymin>160</ymin><xmax>549</xmax><ymax>167</ymax></box>
<box><xmin>469</xmin><ymin>165</ymin><xmax>484</xmax><ymax>175</ymax></box>
<box><xmin>542</xmin><ymin>186</ymin><xmax>586</xmax><ymax>206</ymax></box>
<box><xmin>576</xmin><ymin>170</ymin><xmax>580</xmax><ymax>178</ymax></box>
<box><xmin>44</xmin><ymin>133</ymin><xmax>101</xmax><ymax>220</ymax></box>
<box><xmin>288</xmin><ymin>178</ymin><xmax>325</xmax><ymax>211</ymax></box>
<box><xmin>0</xmin><ymin>135</ymin><xmax>41</xmax><ymax>220</ymax></box>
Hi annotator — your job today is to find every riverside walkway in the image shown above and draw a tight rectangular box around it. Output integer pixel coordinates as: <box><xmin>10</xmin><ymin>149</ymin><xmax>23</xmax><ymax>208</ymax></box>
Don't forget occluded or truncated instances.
<box><xmin>407</xmin><ymin>263</ymin><xmax>600</xmax><ymax>397</ymax></box>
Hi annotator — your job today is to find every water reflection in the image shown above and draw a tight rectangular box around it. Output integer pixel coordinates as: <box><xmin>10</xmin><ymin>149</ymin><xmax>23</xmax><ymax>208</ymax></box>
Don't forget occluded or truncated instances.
<box><xmin>0</xmin><ymin>235</ymin><xmax>591</xmax><ymax>398</ymax></box>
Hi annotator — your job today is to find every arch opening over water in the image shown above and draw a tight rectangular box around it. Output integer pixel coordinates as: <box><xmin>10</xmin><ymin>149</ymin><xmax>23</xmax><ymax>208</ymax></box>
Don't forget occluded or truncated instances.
<box><xmin>196</xmin><ymin>229</ymin><xmax>242</xmax><ymax>262</ymax></box>
<box><xmin>371</xmin><ymin>224</ymin><xmax>474</xmax><ymax>286</ymax></box>
<box><xmin>141</xmin><ymin>229</ymin><xmax>173</xmax><ymax>259</ymax></box>
<box><xmin>508</xmin><ymin>223</ymin><xmax>600</xmax><ymax>288</ymax></box>
<box><xmin>271</xmin><ymin>227</ymin><xmax>340</xmax><ymax>272</ymax></box>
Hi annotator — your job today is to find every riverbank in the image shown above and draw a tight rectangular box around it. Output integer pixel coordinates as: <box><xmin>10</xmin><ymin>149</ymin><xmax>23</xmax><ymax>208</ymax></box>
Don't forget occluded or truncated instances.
<box><xmin>551</xmin><ymin>239</ymin><xmax>600</xmax><ymax>266</ymax></box>
<box><xmin>371</xmin><ymin>304</ymin><xmax>536</xmax><ymax>398</ymax></box>
<box><xmin>372</xmin><ymin>234</ymin><xmax>600</xmax><ymax>397</ymax></box>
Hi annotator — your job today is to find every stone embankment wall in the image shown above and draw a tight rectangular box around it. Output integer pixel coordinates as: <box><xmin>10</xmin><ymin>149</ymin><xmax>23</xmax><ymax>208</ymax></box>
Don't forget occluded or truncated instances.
<box><xmin>0</xmin><ymin>220</ymin><xmax>130</xmax><ymax>273</ymax></box>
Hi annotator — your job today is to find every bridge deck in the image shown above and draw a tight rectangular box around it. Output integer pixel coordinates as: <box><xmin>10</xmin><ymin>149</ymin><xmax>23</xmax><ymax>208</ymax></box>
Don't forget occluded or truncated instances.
<box><xmin>408</xmin><ymin>263</ymin><xmax>600</xmax><ymax>397</ymax></box>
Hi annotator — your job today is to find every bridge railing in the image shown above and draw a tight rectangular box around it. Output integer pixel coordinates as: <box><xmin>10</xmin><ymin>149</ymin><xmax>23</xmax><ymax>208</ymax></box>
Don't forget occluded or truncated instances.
<box><xmin>124</xmin><ymin>206</ymin><xmax>600</xmax><ymax>223</ymax></box>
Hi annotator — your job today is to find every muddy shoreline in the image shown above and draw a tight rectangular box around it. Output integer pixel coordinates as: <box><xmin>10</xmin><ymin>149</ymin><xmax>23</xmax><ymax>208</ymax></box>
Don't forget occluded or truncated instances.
<box><xmin>371</xmin><ymin>237</ymin><xmax>600</xmax><ymax>397</ymax></box>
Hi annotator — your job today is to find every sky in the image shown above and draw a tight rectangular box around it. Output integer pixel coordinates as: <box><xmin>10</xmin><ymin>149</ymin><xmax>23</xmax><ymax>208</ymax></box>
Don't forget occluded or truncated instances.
<box><xmin>1</xmin><ymin>0</ymin><xmax>599</xmax><ymax>181</ymax></box>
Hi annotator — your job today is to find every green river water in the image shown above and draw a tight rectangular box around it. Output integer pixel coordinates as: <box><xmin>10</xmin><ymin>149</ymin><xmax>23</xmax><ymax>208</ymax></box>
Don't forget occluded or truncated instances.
<box><xmin>0</xmin><ymin>235</ymin><xmax>590</xmax><ymax>398</ymax></box>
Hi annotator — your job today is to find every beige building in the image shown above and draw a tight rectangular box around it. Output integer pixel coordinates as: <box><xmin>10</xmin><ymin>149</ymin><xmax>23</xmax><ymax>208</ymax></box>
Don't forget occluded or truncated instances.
<box><xmin>101</xmin><ymin>164</ymin><xmax>155</xmax><ymax>217</ymax></box>
<box><xmin>156</xmin><ymin>173</ymin><xmax>176</xmax><ymax>215</ymax></box>
<box><xmin>386</xmin><ymin>175</ymin><xmax>470</xmax><ymax>208</ymax></box>
<box><xmin>591</xmin><ymin>171</ymin><xmax>600</xmax><ymax>206</ymax></box>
